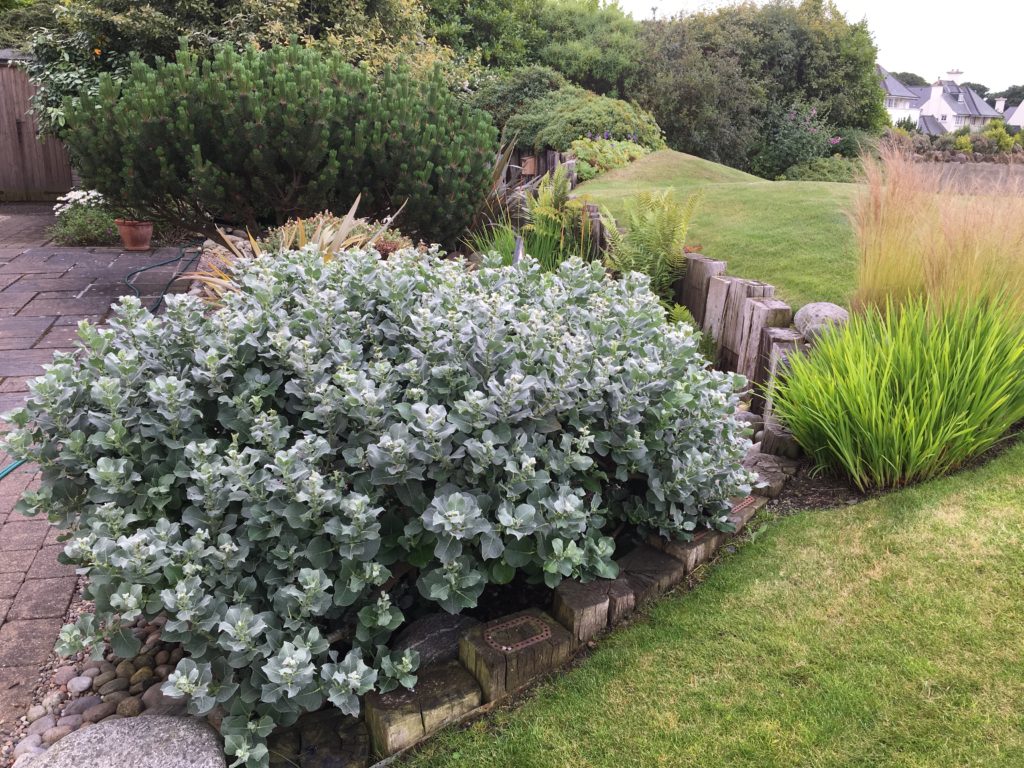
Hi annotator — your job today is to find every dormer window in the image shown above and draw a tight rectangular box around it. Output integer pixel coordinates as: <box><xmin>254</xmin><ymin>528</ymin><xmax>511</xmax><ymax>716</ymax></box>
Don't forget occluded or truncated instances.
<box><xmin>957</xmin><ymin>94</ymin><xmax>964</xmax><ymax>103</ymax></box>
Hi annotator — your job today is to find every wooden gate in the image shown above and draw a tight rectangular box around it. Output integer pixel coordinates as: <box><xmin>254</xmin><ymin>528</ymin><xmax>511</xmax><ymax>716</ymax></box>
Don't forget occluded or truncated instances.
<box><xmin>0</xmin><ymin>64</ymin><xmax>73</xmax><ymax>201</ymax></box>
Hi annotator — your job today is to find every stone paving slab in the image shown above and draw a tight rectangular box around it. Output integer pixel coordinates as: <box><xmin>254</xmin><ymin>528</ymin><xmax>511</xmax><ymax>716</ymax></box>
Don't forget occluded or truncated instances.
<box><xmin>0</xmin><ymin>236</ymin><xmax>198</xmax><ymax>744</ymax></box>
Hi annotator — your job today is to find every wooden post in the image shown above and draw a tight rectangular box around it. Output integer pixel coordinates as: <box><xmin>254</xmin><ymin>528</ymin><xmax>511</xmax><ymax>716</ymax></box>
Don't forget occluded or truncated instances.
<box><xmin>703</xmin><ymin>275</ymin><xmax>734</xmax><ymax>345</ymax></box>
<box><xmin>736</xmin><ymin>297</ymin><xmax>792</xmax><ymax>381</ymax></box>
<box><xmin>718</xmin><ymin>280</ymin><xmax>774</xmax><ymax>371</ymax></box>
<box><xmin>677</xmin><ymin>254</ymin><xmax>726</xmax><ymax>325</ymax></box>
<box><xmin>751</xmin><ymin>327</ymin><xmax>803</xmax><ymax>414</ymax></box>
<box><xmin>584</xmin><ymin>202</ymin><xmax>604</xmax><ymax>261</ymax></box>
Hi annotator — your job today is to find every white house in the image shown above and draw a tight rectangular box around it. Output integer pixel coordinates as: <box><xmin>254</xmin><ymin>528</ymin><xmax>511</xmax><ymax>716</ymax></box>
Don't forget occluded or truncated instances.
<box><xmin>1000</xmin><ymin>100</ymin><xmax>1024</xmax><ymax>130</ymax></box>
<box><xmin>878</xmin><ymin>66</ymin><xmax>920</xmax><ymax>126</ymax></box>
<box><xmin>880</xmin><ymin>68</ymin><xmax>1004</xmax><ymax>136</ymax></box>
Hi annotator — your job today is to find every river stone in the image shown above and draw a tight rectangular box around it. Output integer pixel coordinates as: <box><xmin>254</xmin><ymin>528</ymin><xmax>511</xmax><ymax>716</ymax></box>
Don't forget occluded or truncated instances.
<box><xmin>117</xmin><ymin>697</ymin><xmax>144</xmax><ymax>717</ymax></box>
<box><xmin>67</xmin><ymin>676</ymin><xmax>92</xmax><ymax>694</ymax></box>
<box><xmin>53</xmin><ymin>666</ymin><xmax>78</xmax><ymax>686</ymax></box>
<box><xmin>104</xmin><ymin>691</ymin><xmax>130</xmax><ymax>706</ymax></box>
<box><xmin>57</xmin><ymin>714</ymin><xmax>83</xmax><ymax>729</ymax></box>
<box><xmin>42</xmin><ymin>725</ymin><xmax>74</xmax><ymax>746</ymax></box>
<box><xmin>28</xmin><ymin>716</ymin><xmax>224</xmax><ymax>768</ymax></box>
<box><xmin>99</xmin><ymin>678</ymin><xmax>129</xmax><ymax>696</ymax></box>
<box><xmin>82</xmin><ymin>668</ymin><xmax>100</xmax><ymax>678</ymax></box>
<box><xmin>83</xmin><ymin>701</ymin><xmax>117</xmax><ymax>723</ymax></box>
<box><xmin>13</xmin><ymin>734</ymin><xmax>42</xmax><ymax>757</ymax></box>
<box><xmin>154</xmin><ymin>650</ymin><xmax>170</xmax><ymax>666</ymax></box>
<box><xmin>27</xmin><ymin>715</ymin><xmax>56</xmax><ymax>736</ymax></box>
<box><xmin>392</xmin><ymin>613</ymin><xmax>480</xmax><ymax>667</ymax></box>
<box><xmin>793</xmin><ymin>302</ymin><xmax>848</xmax><ymax>341</ymax></box>
<box><xmin>140</xmin><ymin>683</ymin><xmax>187</xmax><ymax>716</ymax></box>
<box><xmin>62</xmin><ymin>696</ymin><xmax>101</xmax><ymax>716</ymax></box>
<box><xmin>114</xmin><ymin>661</ymin><xmax>136</xmax><ymax>679</ymax></box>
<box><xmin>27</xmin><ymin>705</ymin><xmax>47</xmax><ymax>722</ymax></box>
<box><xmin>41</xmin><ymin>691</ymin><xmax>65</xmax><ymax>711</ymax></box>
<box><xmin>154</xmin><ymin>665</ymin><xmax>173</xmax><ymax>680</ymax></box>
<box><xmin>130</xmin><ymin>667</ymin><xmax>154</xmax><ymax>686</ymax></box>
<box><xmin>92</xmin><ymin>671</ymin><xmax>116</xmax><ymax>689</ymax></box>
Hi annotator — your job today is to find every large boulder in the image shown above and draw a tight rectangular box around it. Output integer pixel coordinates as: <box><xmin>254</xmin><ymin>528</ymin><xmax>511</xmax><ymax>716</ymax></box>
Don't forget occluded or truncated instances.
<box><xmin>28</xmin><ymin>716</ymin><xmax>223</xmax><ymax>768</ymax></box>
<box><xmin>794</xmin><ymin>302</ymin><xmax>849</xmax><ymax>342</ymax></box>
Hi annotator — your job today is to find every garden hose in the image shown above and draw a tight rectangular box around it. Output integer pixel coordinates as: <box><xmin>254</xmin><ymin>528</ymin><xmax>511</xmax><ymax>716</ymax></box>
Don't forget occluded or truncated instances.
<box><xmin>0</xmin><ymin>243</ymin><xmax>204</xmax><ymax>484</ymax></box>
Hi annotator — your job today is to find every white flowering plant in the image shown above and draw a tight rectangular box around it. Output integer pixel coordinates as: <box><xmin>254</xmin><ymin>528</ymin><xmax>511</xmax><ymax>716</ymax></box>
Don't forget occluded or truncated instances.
<box><xmin>53</xmin><ymin>189</ymin><xmax>107</xmax><ymax>217</ymax></box>
<box><xmin>3</xmin><ymin>247</ymin><xmax>753</xmax><ymax>766</ymax></box>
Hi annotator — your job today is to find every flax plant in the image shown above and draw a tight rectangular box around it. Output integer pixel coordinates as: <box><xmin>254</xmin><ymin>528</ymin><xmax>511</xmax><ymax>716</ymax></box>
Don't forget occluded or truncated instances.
<box><xmin>769</xmin><ymin>296</ymin><xmax>1024</xmax><ymax>491</ymax></box>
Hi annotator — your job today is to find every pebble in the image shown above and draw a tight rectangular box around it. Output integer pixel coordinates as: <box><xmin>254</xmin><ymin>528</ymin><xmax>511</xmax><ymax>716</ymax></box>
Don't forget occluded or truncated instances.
<box><xmin>140</xmin><ymin>682</ymin><xmax>187</xmax><ymax>716</ymax></box>
<box><xmin>130</xmin><ymin>667</ymin><xmax>154</xmax><ymax>686</ymax></box>
<box><xmin>154</xmin><ymin>650</ymin><xmax>170</xmax><ymax>666</ymax></box>
<box><xmin>133</xmin><ymin>654</ymin><xmax>155</xmax><ymax>669</ymax></box>
<box><xmin>67</xmin><ymin>676</ymin><xmax>92</xmax><ymax>694</ymax></box>
<box><xmin>13</xmin><ymin>733</ymin><xmax>42</xmax><ymax>756</ymax></box>
<box><xmin>26</xmin><ymin>715</ymin><xmax>56</xmax><ymax>736</ymax></box>
<box><xmin>169</xmin><ymin>647</ymin><xmax>184</xmax><ymax>664</ymax></box>
<box><xmin>83</xmin><ymin>701</ymin><xmax>118</xmax><ymax>723</ymax></box>
<box><xmin>154</xmin><ymin>664</ymin><xmax>173</xmax><ymax>680</ymax></box>
<box><xmin>41</xmin><ymin>690</ymin><xmax>66</xmax><ymax>711</ymax></box>
<box><xmin>82</xmin><ymin>668</ymin><xmax>101</xmax><ymax>679</ymax></box>
<box><xmin>98</xmin><ymin>678</ymin><xmax>129</xmax><ymax>696</ymax></box>
<box><xmin>92</xmin><ymin>671</ymin><xmax>116</xmax><ymax>689</ymax></box>
<box><xmin>103</xmin><ymin>691</ymin><xmax>130</xmax><ymax>705</ymax></box>
<box><xmin>116</xmin><ymin>696</ymin><xmax>144</xmax><ymax>717</ymax></box>
<box><xmin>26</xmin><ymin>705</ymin><xmax>47</xmax><ymax>723</ymax></box>
<box><xmin>56</xmin><ymin>714</ymin><xmax>83</xmax><ymax>729</ymax></box>
<box><xmin>114</xmin><ymin>660</ymin><xmax>136</xmax><ymax>679</ymax></box>
<box><xmin>42</xmin><ymin>725</ymin><xmax>74</xmax><ymax>746</ymax></box>
<box><xmin>62</xmin><ymin>695</ymin><xmax>101</xmax><ymax>716</ymax></box>
<box><xmin>53</xmin><ymin>666</ymin><xmax>78</xmax><ymax>686</ymax></box>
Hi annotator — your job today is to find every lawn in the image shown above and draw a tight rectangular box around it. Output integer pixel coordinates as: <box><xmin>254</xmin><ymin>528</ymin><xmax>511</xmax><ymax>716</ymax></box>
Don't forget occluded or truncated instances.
<box><xmin>403</xmin><ymin>440</ymin><xmax>1024</xmax><ymax>768</ymax></box>
<box><xmin>579</xmin><ymin>150</ymin><xmax>859</xmax><ymax>308</ymax></box>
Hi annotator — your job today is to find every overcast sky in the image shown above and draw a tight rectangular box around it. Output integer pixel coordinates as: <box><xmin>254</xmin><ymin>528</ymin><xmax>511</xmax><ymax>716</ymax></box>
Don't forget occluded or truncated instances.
<box><xmin>618</xmin><ymin>0</ymin><xmax>1022</xmax><ymax>91</ymax></box>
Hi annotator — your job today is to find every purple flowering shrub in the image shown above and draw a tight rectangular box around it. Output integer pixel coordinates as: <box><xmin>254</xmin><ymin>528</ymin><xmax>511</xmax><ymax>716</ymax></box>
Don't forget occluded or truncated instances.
<box><xmin>752</xmin><ymin>102</ymin><xmax>838</xmax><ymax>179</ymax></box>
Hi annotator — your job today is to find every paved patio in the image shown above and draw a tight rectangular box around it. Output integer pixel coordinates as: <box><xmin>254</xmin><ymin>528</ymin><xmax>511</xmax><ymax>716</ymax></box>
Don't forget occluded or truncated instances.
<box><xmin>0</xmin><ymin>231</ymin><xmax>196</xmax><ymax>739</ymax></box>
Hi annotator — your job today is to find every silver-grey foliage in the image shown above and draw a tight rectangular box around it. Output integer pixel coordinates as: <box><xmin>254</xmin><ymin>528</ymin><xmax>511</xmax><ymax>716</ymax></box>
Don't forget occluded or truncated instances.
<box><xmin>3</xmin><ymin>247</ymin><xmax>753</xmax><ymax>767</ymax></box>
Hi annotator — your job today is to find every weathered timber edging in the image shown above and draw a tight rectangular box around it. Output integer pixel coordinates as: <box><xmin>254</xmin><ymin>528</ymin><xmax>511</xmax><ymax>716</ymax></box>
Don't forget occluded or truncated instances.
<box><xmin>348</xmin><ymin>495</ymin><xmax>770</xmax><ymax>767</ymax></box>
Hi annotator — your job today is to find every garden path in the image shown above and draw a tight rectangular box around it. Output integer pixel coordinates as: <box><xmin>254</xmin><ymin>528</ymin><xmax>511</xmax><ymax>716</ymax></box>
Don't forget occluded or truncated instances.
<box><xmin>0</xmin><ymin>236</ymin><xmax>194</xmax><ymax>742</ymax></box>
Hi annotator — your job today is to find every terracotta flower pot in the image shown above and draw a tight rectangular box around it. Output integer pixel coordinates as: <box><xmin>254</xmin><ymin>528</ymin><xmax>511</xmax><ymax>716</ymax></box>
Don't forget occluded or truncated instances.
<box><xmin>115</xmin><ymin>219</ymin><xmax>154</xmax><ymax>251</ymax></box>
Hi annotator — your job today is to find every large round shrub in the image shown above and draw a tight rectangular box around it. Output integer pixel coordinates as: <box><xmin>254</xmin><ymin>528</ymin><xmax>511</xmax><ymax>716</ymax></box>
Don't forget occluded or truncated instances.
<box><xmin>62</xmin><ymin>44</ymin><xmax>497</xmax><ymax>246</ymax></box>
<box><xmin>504</xmin><ymin>85</ymin><xmax>665</xmax><ymax>151</ymax></box>
<box><xmin>469</xmin><ymin>64</ymin><xmax>568</xmax><ymax>131</ymax></box>
<box><xmin>3</xmin><ymin>248</ymin><xmax>752</xmax><ymax>766</ymax></box>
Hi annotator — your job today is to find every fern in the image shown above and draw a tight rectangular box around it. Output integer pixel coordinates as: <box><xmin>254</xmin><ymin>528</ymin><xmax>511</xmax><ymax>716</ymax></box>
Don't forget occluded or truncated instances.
<box><xmin>605</xmin><ymin>190</ymin><xmax>704</xmax><ymax>303</ymax></box>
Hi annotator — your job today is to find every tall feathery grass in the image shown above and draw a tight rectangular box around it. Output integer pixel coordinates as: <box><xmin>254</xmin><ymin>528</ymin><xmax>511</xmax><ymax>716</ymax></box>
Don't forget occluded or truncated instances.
<box><xmin>854</xmin><ymin>145</ymin><xmax>1024</xmax><ymax>312</ymax></box>
<box><xmin>770</xmin><ymin>296</ymin><xmax>1024</xmax><ymax>491</ymax></box>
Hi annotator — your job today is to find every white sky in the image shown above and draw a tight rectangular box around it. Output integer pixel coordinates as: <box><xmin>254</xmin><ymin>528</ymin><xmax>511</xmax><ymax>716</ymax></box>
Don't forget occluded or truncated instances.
<box><xmin>618</xmin><ymin>0</ymin><xmax>1023</xmax><ymax>91</ymax></box>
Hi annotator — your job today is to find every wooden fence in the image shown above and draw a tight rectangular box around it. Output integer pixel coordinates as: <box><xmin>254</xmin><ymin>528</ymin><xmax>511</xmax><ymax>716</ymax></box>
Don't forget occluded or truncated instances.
<box><xmin>0</xmin><ymin>63</ymin><xmax>73</xmax><ymax>201</ymax></box>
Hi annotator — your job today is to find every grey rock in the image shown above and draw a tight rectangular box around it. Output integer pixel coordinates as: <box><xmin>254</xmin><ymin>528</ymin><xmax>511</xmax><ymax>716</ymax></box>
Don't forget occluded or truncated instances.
<box><xmin>56</xmin><ymin>714</ymin><xmax>83</xmax><ymax>729</ymax></box>
<box><xmin>82</xmin><ymin>701</ymin><xmax>117</xmax><ymax>723</ymax></box>
<box><xmin>114</xmin><ymin>661</ymin><xmax>136</xmax><ymax>679</ymax></box>
<box><xmin>92</xmin><ymin>671</ymin><xmax>116</xmax><ymax>689</ymax></box>
<box><xmin>391</xmin><ymin>612</ymin><xmax>480</xmax><ymax>667</ymax></box>
<box><xmin>41</xmin><ymin>690</ymin><xmax>65</xmax><ymax>711</ymax></box>
<box><xmin>99</xmin><ymin>678</ymin><xmax>129</xmax><ymax>696</ymax></box>
<box><xmin>116</xmin><ymin>696</ymin><xmax>144</xmax><ymax>717</ymax></box>
<box><xmin>793</xmin><ymin>302</ymin><xmax>848</xmax><ymax>341</ymax></box>
<box><xmin>53</xmin><ymin>666</ymin><xmax>78</xmax><ymax>686</ymax></box>
<box><xmin>734</xmin><ymin>410</ymin><xmax>764</xmax><ymax>432</ymax></box>
<box><xmin>154</xmin><ymin>665</ymin><xmax>173</xmax><ymax>680</ymax></box>
<box><xmin>154</xmin><ymin>650</ymin><xmax>170</xmax><ymax>666</ymax></box>
<box><xmin>67</xmin><ymin>676</ymin><xmax>92</xmax><ymax>694</ymax></box>
<box><xmin>27</xmin><ymin>715</ymin><xmax>56</xmax><ymax>736</ymax></box>
<box><xmin>28</xmin><ymin>716</ymin><xmax>224</xmax><ymax>768</ymax></box>
<box><xmin>62</xmin><ymin>696</ymin><xmax>101</xmax><ymax>716</ymax></box>
<box><xmin>140</xmin><ymin>683</ymin><xmax>187</xmax><ymax>716</ymax></box>
<box><xmin>13</xmin><ymin>753</ymin><xmax>39</xmax><ymax>768</ymax></box>
<box><xmin>103</xmin><ymin>691</ymin><xmax>130</xmax><ymax>706</ymax></box>
<box><xmin>130</xmin><ymin>667</ymin><xmax>154</xmax><ymax>686</ymax></box>
<box><xmin>13</xmin><ymin>734</ymin><xmax>42</xmax><ymax>757</ymax></box>
<box><xmin>27</xmin><ymin>705</ymin><xmax>47</xmax><ymax>723</ymax></box>
<box><xmin>42</xmin><ymin>725</ymin><xmax>74</xmax><ymax>746</ymax></box>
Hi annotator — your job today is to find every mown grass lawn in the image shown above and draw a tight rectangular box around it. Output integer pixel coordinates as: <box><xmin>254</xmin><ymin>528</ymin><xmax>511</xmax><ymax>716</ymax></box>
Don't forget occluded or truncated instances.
<box><xmin>579</xmin><ymin>150</ymin><xmax>858</xmax><ymax>308</ymax></box>
<box><xmin>403</xmin><ymin>441</ymin><xmax>1024</xmax><ymax>768</ymax></box>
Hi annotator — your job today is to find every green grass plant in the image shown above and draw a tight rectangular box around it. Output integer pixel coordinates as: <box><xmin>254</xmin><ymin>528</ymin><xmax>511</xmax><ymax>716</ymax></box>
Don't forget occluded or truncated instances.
<box><xmin>769</xmin><ymin>296</ymin><xmax>1024</xmax><ymax>490</ymax></box>
<box><xmin>403</xmin><ymin>440</ymin><xmax>1024</xmax><ymax>768</ymax></box>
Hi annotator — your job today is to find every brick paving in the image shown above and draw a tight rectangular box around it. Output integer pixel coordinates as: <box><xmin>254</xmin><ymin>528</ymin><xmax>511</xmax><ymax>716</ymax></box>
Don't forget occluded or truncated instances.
<box><xmin>0</xmin><ymin>215</ymin><xmax>197</xmax><ymax>738</ymax></box>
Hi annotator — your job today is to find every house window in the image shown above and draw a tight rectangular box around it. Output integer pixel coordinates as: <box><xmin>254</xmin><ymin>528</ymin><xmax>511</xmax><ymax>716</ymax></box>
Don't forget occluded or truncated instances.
<box><xmin>955</xmin><ymin>116</ymin><xmax>965</xmax><ymax>126</ymax></box>
<box><xmin>941</xmin><ymin>114</ymin><xmax>947</xmax><ymax>122</ymax></box>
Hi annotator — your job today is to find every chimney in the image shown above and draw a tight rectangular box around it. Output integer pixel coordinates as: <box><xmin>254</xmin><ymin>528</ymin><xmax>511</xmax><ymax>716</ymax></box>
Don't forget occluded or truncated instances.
<box><xmin>996</xmin><ymin>97</ymin><xmax>1007</xmax><ymax>113</ymax></box>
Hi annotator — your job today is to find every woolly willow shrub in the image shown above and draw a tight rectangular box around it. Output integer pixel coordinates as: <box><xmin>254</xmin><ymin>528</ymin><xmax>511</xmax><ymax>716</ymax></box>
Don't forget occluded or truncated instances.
<box><xmin>769</xmin><ymin>297</ymin><xmax>1024</xmax><ymax>491</ymax></box>
<box><xmin>854</xmin><ymin>145</ymin><xmax>1024</xmax><ymax>312</ymax></box>
<box><xmin>2</xmin><ymin>247</ymin><xmax>753</xmax><ymax>767</ymax></box>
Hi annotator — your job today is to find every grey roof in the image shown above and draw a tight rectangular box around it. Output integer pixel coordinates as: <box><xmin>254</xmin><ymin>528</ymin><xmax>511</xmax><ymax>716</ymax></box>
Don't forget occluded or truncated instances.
<box><xmin>0</xmin><ymin>48</ymin><xmax>32</xmax><ymax>63</ymax></box>
<box><xmin>1004</xmin><ymin>106</ymin><xmax>1017</xmax><ymax>121</ymax></box>
<box><xmin>918</xmin><ymin>115</ymin><xmax>947</xmax><ymax>136</ymax></box>
<box><xmin>877</xmin><ymin>66</ymin><xmax>917</xmax><ymax>99</ymax></box>
<box><xmin>909</xmin><ymin>82</ymin><xmax>1001</xmax><ymax>118</ymax></box>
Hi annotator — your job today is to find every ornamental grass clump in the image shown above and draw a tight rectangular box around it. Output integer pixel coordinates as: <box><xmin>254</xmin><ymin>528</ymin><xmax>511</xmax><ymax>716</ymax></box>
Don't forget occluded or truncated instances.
<box><xmin>769</xmin><ymin>296</ymin><xmax>1024</xmax><ymax>491</ymax></box>
<box><xmin>2</xmin><ymin>247</ymin><xmax>753</xmax><ymax>767</ymax></box>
